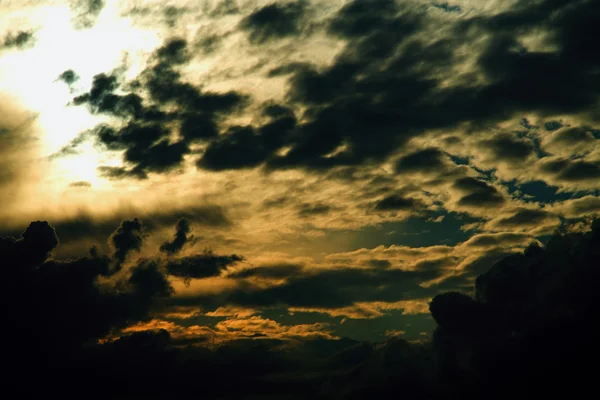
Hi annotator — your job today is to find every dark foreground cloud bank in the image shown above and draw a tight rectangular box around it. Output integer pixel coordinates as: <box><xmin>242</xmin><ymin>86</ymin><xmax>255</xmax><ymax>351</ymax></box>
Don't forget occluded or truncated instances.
<box><xmin>2</xmin><ymin>216</ymin><xmax>600</xmax><ymax>398</ymax></box>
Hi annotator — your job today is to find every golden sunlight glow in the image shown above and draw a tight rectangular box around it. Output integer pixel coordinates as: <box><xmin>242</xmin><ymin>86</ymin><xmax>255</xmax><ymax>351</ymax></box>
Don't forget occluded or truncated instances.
<box><xmin>0</xmin><ymin>2</ymin><xmax>160</xmax><ymax>185</ymax></box>
<box><xmin>50</xmin><ymin>142</ymin><xmax>108</xmax><ymax>187</ymax></box>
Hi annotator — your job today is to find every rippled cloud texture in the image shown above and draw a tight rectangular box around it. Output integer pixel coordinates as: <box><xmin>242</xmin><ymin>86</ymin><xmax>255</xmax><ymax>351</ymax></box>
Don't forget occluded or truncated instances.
<box><xmin>2</xmin><ymin>0</ymin><xmax>600</xmax><ymax>397</ymax></box>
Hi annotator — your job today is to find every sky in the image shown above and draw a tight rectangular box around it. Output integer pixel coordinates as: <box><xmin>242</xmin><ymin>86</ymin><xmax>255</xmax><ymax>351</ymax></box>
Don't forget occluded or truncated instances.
<box><xmin>2</xmin><ymin>0</ymin><xmax>600</xmax><ymax>352</ymax></box>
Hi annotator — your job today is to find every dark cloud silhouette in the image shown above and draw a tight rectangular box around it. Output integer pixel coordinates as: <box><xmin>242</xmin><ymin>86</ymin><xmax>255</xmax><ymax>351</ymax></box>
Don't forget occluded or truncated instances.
<box><xmin>73</xmin><ymin>74</ymin><xmax>149</xmax><ymax>118</ymax></box>
<box><xmin>108</xmin><ymin>218</ymin><xmax>145</xmax><ymax>265</ymax></box>
<box><xmin>455</xmin><ymin>0</ymin><xmax>600</xmax><ymax>117</ymax></box>
<box><xmin>55</xmin><ymin>0</ymin><xmax>600</xmax><ymax>180</ymax></box>
<box><xmin>198</xmin><ymin>125</ymin><xmax>270</xmax><ymax>170</ymax></box>
<box><xmin>1</xmin><ymin>221</ymin><xmax>59</xmax><ymax>268</ymax></box>
<box><xmin>240</xmin><ymin>1</ymin><xmax>307</xmax><ymax>43</ymax></box>
<box><xmin>429</xmin><ymin>291</ymin><xmax>482</xmax><ymax>332</ymax></box>
<box><xmin>374</xmin><ymin>194</ymin><xmax>424</xmax><ymax>212</ymax></box>
<box><xmin>175</xmin><ymin>262</ymin><xmax>445</xmax><ymax>310</ymax></box>
<box><xmin>180</xmin><ymin>113</ymin><xmax>219</xmax><ymax>141</ymax></box>
<box><xmin>395</xmin><ymin>148</ymin><xmax>450</xmax><ymax>173</ymax></box>
<box><xmin>328</xmin><ymin>0</ymin><xmax>407</xmax><ymax>38</ymax></box>
<box><xmin>160</xmin><ymin>218</ymin><xmax>193</xmax><ymax>255</ymax></box>
<box><xmin>453</xmin><ymin>177</ymin><xmax>506</xmax><ymax>208</ymax></box>
<box><xmin>57</xmin><ymin>69</ymin><xmax>79</xmax><ymax>85</ymax></box>
<box><xmin>65</xmin><ymin>39</ymin><xmax>252</xmax><ymax>178</ymax></box>
<box><xmin>481</xmin><ymin>133</ymin><xmax>535</xmax><ymax>161</ymax></box>
<box><xmin>2</xmin><ymin>30</ymin><xmax>35</xmax><ymax>49</ymax></box>
<box><xmin>82</xmin><ymin>120</ymin><xmax>189</xmax><ymax>179</ymax></box>
<box><xmin>3</xmin><ymin>215</ymin><xmax>600</xmax><ymax>398</ymax></box>
<box><xmin>143</xmin><ymin>39</ymin><xmax>247</xmax><ymax>111</ymax></box>
<box><xmin>258</xmin><ymin>0</ymin><xmax>600</xmax><ymax>172</ymax></box>
<box><xmin>544</xmin><ymin>120</ymin><xmax>563</xmax><ymax>131</ymax></box>
<box><xmin>430</xmin><ymin>218</ymin><xmax>600</xmax><ymax>398</ymax></box>
<box><xmin>1</xmin><ymin>219</ymin><xmax>176</xmax><ymax>395</ymax></box>
<box><xmin>197</xmin><ymin>109</ymin><xmax>297</xmax><ymax>171</ymax></box>
<box><xmin>166</xmin><ymin>249</ymin><xmax>244</xmax><ymax>282</ymax></box>
<box><xmin>540</xmin><ymin>157</ymin><xmax>600</xmax><ymax>182</ymax></box>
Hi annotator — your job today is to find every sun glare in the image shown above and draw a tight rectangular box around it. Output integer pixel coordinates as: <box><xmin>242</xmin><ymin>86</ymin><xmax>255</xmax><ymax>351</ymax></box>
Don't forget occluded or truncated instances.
<box><xmin>0</xmin><ymin>3</ymin><xmax>160</xmax><ymax>185</ymax></box>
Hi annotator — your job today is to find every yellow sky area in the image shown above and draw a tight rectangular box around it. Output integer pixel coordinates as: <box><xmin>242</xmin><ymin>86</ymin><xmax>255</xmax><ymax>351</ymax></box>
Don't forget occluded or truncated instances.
<box><xmin>0</xmin><ymin>2</ymin><xmax>162</xmax><ymax>216</ymax></box>
<box><xmin>1</xmin><ymin>2</ymin><xmax>159</xmax><ymax>155</ymax></box>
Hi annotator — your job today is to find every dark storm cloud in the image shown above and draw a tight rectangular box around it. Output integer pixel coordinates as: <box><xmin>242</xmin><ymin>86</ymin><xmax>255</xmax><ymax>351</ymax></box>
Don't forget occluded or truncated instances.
<box><xmin>429</xmin><ymin>291</ymin><xmax>481</xmax><ymax>332</ymax></box>
<box><xmin>240</xmin><ymin>1</ymin><xmax>307</xmax><ymax>43</ymax></box>
<box><xmin>261</xmin><ymin>7</ymin><xmax>443</xmax><ymax>169</ymax></box>
<box><xmin>481</xmin><ymin>133</ymin><xmax>535</xmax><ymax>161</ymax></box>
<box><xmin>456</xmin><ymin>0</ymin><xmax>600</xmax><ymax>114</ymax></box>
<box><xmin>540</xmin><ymin>158</ymin><xmax>600</xmax><ymax>182</ymax></box>
<box><xmin>453</xmin><ymin>177</ymin><xmax>506</xmax><ymax>208</ymax></box>
<box><xmin>0</xmin><ymin>221</ymin><xmax>59</xmax><ymax>268</ymax></box>
<box><xmin>59</xmin><ymin>0</ymin><xmax>600</xmax><ymax>177</ymax></box>
<box><xmin>0</xmin><ymin>215</ymin><xmax>248</xmax><ymax>373</ymax></box>
<box><xmin>1</xmin><ymin>219</ymin><xmax>173</xmax><ymax>387</ymax></box>
<box><xmin>260</xmin><ymin>0</ymin><xmax>600</xmax><ymax>172</ymax></box>
<box><xmin>160</xmin><ymin>218</ymin><xmax>193</xmax><ymax>255</ymax></box>
<box><xmin>197</xmin><ymin>108</ymin><xmax>297</xmax><ymax>171</ymax></box>
<box><xmin>174</xmin><ymin>262</ymin><xmax>447</xmax><ymax>310</ymax></box>
<box><xmin>108</xmin><ymin>218</ymin><xmax>145</xmax><ymax>265</ymax></box>
<box><xmin>166</xmin><ymin>250</ymin><xmax>244</xmax><ymax>282</ymax></box>
<box><xmin>327</xmin><ymin>0</ymin><xmax>409</xmax><ymax>38</ymax></box>
<box><xmin>374</xmin><ymin>194</ymin><xmax>424</xmax><ymax>212</ymax></box>
<box><xmin>66</xmin><ymin>39</ymin><xmax>253</xmax><ymax>179</ymax></box>
<box><xmin>180</xmin><ymin>113</ymin><xmax>219</xmax><ymax>141</ymax></box>
<box><xmin>550</xmin><ymin>126</ymin><xmax>597</xmax><ymax>145</ymax></box>
<box><xmin>198</xmin><ymin>125</ymin><xmax>270</xmax><ymax>170</ymax></box>
<box><xmin>0</xmin><ymin>218</ymin><xmax>313</xmax><ymax>398</ymax></box>
<box><xmin>5</xmin><ymin>218</ymin><xmax>599</xmax><ymax>398</ymax></box>
<box><xmin>79</xmin><ymin>122</ymin><xmax>189</xmax><ymax>180</ymax></box>
<box><xmin>2</xmin><ymin>30</ymin><xmax>35</xmax><ymax>49</ymax></box>
<box><xmin>430</xmin><ymin>220</ymin><xmax>600</xmax><ymax>398</ymax></box>
<box><xmin>143</xmin><ymin>39</ymin><xmax>247</xmax><ymax>111</ymax></box>
<box><xmin>395</xmin><ymin>148</ymin><xmax>450</xmax><ymax>174</ymax></box>
<box><xmin>72</xmin><ymin>74</ymin><xmax>157</xmax><ymax>119</ymax></box>
<box><xmin>57</xmin><ymin>69</ymin><xmax>79</xmax><ymax>85</ymax></box>
<box><xmin>544</xmin><ymin>121</ymin><xmax>563</xmax><ymax>131</ymax></box>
